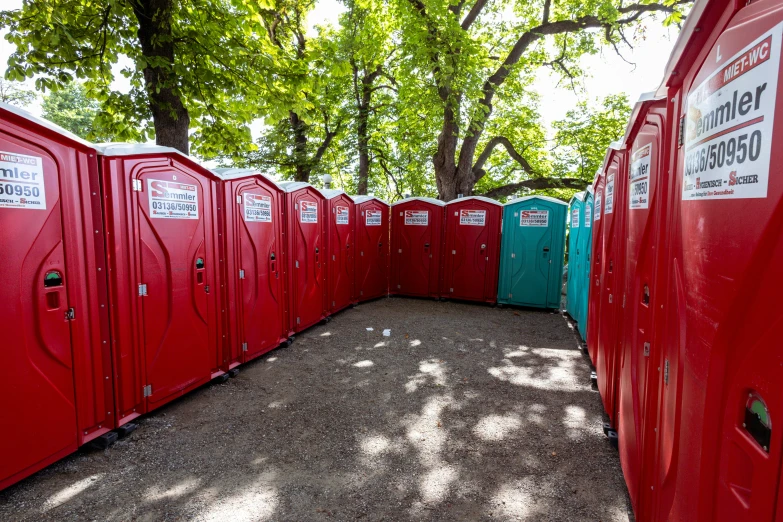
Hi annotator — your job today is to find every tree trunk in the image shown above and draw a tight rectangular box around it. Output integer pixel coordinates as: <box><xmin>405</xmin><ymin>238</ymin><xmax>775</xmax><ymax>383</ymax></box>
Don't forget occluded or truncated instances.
<box><xmin>356</xmin><ymin>80</ymin><xmax>372</xmax><ymax>195</ymax></box>
<box><xmin>132</xmin><ymin>0</ymin><xmax>190</xmax><ymax>155</ymax></box>
<box><xmin>289</xmin><ymin>110</ymin><xmax>310</xmax><ymax>182</ymax></box>
<box><xmin>432</xmin><ymin>94</ymin><xmax>461</xmax><ymax>201</ymax></box>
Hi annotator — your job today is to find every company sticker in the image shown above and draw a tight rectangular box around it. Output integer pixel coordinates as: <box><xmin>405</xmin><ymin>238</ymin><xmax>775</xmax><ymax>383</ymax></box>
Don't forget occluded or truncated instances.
<box><xmin>584</xmin><ymin>205</ymin><xmax>592</xmax><ymax>228</ymax></box>
<box><xmin>459</xmin><ymin>209</ymin><xmax>486</xmax><ymax>226</ymax></box>
<box><xmin>148</xmin><ymin>179</ymin><xmax>198</xmax><ymax>219</ymax></box>
<box><xmin>404</xmin><ymin>210</ymin><xmax>428</xmax><ymax>226</ymax></box>
<box><xmin>594</xmin><ymin>191</ymin><xmax>602</xmax><ymax>222</ymax></box>
<box><xmin>244</xmin><ymin>193</ymin><xmax>272</xmax><ymax>222</ymax></box>
<box><xmin>366</xmin><ymin>209</ymin><xmax>382</xmax><ymax>226</ymax></box>
<box><xmin>571</xmin><ymin>207</ymin><xmax>580</xmax><ymax>228</ymax></box>
<box><xmin>629</xmin><ymin>143</ymin><xmax>652</xmax><ymax>210</ymax></box>
<box><xmin>683</xmin><ymin>23</ymin><xmax>782</xmax><ymax>201</ymax></box>
<box><xmin>300</xmin><ymin>200</ymin><xmax>318</xmax><ymax>223</ymax></box>
<box><xmin>336</xmin><ymin>205</ymin><xmax>350</xmax><ymax>225</ymax></box>
<box><xmin>519</xmin><ymin>209</ymin><xmax>549</xmax><ymax>227</ymax></box>
<box><xmin>604</xmin><ymin>175</ymin><xmax>615</xmax><ymax>215</ymax></box>
<box><xmin>0</xmin><ymin>151</ymin><xmax>46</xmax><ymax>210</ymax></box>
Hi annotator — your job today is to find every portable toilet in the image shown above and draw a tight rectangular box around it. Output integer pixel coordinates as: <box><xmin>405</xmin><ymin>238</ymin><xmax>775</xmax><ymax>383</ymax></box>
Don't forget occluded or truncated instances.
<box><xmin>390</xmin><ymin>197</ymin><xmax>445</xmax><ymax>298</ymax></box>
<box><xmin>576</xmin><ymin>187</ymin><xmax>593</xmax><ymax>341</ymax></box>
<box><xmin>642</xmin><ymin>2</ymin><xmax>783</xmax><ymax>521</ymax></box>
<box><xmin>441</xmin><ymin>196</ymin><xmax>502</xmax><ymax>303</ymax></box>
<box><xmin>566</xmin><ymin>192</ymin><xmax>585</xmax><ymax>319</ymax></box>
<box><xmin>320</xmin><ymin>188</ymin><xmax>355</xmax><ymax>315</ymax></box>
<box><xmin>0</xmin><ymin>103</ymin><xmax>115</xmax><ymax>490</ymax></box>
<box><xmin>497</xmin><ymin>195</ymin><xmax>568</xmax><ymax>309</ymax></box>
<box><xmin>215</xmin><ymin>168</ymin><xmax>289</xmax><ymax>368</ymax></box>
<box><xmin>278</xmin><ymin>181</ymin><xmax>328</xmax><ymax>333</ymax></box>
<box><xmin>352</xmin><ymin>195</ymin><xmax>390</xmax><ymax>303</ymax></box>
<box><xmin>586</xmin><ymin>169</ymin><xmax>605</xmax><ymax>365</ymax></box>
<box><xmin>98</xmin><ymin>143</ymin><xmax>226</xmax><ymax>422</ymax></box>
<box><xmin>595</xmin><ymin>142</ymin><xmax>627</xmax><ymax>428</ymax></box>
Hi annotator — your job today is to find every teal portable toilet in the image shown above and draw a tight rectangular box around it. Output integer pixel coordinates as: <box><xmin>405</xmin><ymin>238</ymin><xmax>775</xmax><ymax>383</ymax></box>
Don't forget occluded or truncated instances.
<box><xmin>577</xmin><ymin>188</ymin><xmax>593</xmax><ymax>340</ymax></box>
<box><xmin>566</xmin><ymin>192</ymin><xmax>585</xmax><ymax>319</ymax></box>
<box><xmin>498</xmin><ymin>196</ymin><xmax>568</xmax><ymax>309</ymax></box>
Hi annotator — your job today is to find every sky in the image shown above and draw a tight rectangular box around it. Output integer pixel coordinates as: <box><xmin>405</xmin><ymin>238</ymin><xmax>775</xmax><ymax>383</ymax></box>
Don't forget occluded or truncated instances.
<box><xmin>1</xmin><ymin>0</ymin><xmax>681</xmax><ymax>140</ymax></box>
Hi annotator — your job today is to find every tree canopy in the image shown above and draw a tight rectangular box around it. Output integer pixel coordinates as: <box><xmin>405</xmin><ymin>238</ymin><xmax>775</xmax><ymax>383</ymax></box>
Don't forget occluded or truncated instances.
<box><xmin>2</xmin><ymin>0</ymin><xmax>689</xmax><ymax>201</ymax></box>
<box><xmin>41</xmin><ymin>82</ymin><xmax>109</xmax><ymax>140</ymax></box>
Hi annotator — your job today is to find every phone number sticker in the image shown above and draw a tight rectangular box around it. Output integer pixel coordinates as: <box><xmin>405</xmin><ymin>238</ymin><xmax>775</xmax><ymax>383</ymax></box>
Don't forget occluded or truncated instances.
<box><xmin>604</xmin><ymin>175</ymin><xmax>615</xmax><ymax>215</ymax></box>
<box><xmin>683</xmin><ymin>23</ymin><xmax>782</xmax><ymax>200</ymax></box>
<box><xmin>244</xmin><ymin>193</ymin><xmax>272</xmax><ymax>222</ymax></box>
<box><xmin>149</xmin><ymin>179</ymin><xmax>199</xmax><ymax>219</ymax></box>
<box><xmin>336</xmin><ymin>206</ymin><xmax>349</xmax><ymax>225</ymax></box>
<box><xmin>520</xmin><ymin>209</ymin><xmax>549</xmax><ymax>227</ymax></box>
<box><xmin>300</xmin><ymin>200</ymin><xmax>318</xmax><ymax>223</ymax></box>
<box><xmin>459</xmin><ymin>209</ymin><xmax>486</xmax><ymax>226</ymax></box>
<box><xmin>404</xmin><ymin>210</ymin><xmax>428</xmax><ymax>225</ymax></box>
<box><xmin>0</xmin><ymin>151</ymin><xmax>46</xmax><ymax>210</ymax></box>
<box><xmin>366</xmin><ymin>209</ymin><xmax>382</xmax><ymax>226</ymax></box>
<box><xmin>629</xmin><ymin>143</ymin><xmax>651</xmax><ymax>210</ymax></box>
<box><xmin>594</xmin><ymin>191</ymin><xmax>602</xmax><ymax>222</ymax></box>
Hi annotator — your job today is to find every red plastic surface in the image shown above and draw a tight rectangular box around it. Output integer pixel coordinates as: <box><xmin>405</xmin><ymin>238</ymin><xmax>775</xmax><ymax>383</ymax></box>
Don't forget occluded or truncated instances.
<box><xmin>651</xmin><ymin>1</ymin><xmax>783</xmax><ymax>520</ymax></box>
<box><xmin>390</xmin><ymin>199</ymin><xmax>444</xmax><ymax>298</ymax></box>
<box><xmin>221</xmin><ymin>173</ymin><xmax>287</xmax><ymax>366</ymax></box>
<box><xmin>616</xmin><ymin>98</ymin><xmax>671</xmax><ymax>520</ymax></box>
<box><xmin>326</xmin><ymin>194</ymin><xmax>355</xmax><ymax>314</ymax></box>
<box><xmin>282</xmin><ymin>186</ymin><xmax>327</xmax><ymax>333</ymax></box>
<box><xmin>440</xmin><ymin>198</ymin><xmax>501</xmax><ymax>303</ymax></box>
<box><xmin>596</xmin><ymin>146</ymin><xmax>627</xmax><ymax>426</ymax></box>
<box><xmin>101</xmin><ymin>151</ymin><xmax>224</xmax><ymax>423</ymax></box>
<box><xmin>586</xmin><ymin>171</ymin><xmax>605</xmax><ymax>365</ymax></box>
<box><xmin>354</xmin><ymin>198</ymin><xmax>390</xmax><ymax>302</ymax></box>
<box><xmin>0</xmin><ymin>107</ymin><xmax>113</xmax><ymax>490</ymax></box>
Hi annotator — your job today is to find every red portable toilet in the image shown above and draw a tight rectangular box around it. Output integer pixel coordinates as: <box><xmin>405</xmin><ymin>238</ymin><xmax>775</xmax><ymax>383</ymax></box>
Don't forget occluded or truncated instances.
<box><xmin>352</xmin><ymin>195</ymin><xmax>390</xmax><ymax>302</ymax></box>
<box><xmin>278</xmin><ymin>182</ymin><xmax>328</xmax><ymax>333</ymax></box>
<box><xmin>595</xmin><ymin>141</ymin><xmax>627</xmax><ymax>428</ymax></box>
<box><xmin>320</xmin><ymin>188</ymin><xmax>355</xmax><ymax>314</ymax></box>
<box><xmin>0</xmin><ymin>103</ymin><xmax>114</xmax><ymax>490</ymax></box>
<box><xmin>441</xmin><ymin>196</ymin><xmax>502</xmax><ymax>303</ymax></box>
<box><xmin>614</xmin><ymin>93</ymin><xmax>670</xmax><ymax>519</ymax></box>
<box><xmin>390</xmin><ymin>197</ymin><xmax>445</xmax><ymax>298</ymax></box>
<box><xmin>645</xmin><ymin>1</ymin><xmax>783</xmax><ymax>521</ymax></box>
<box><xmin>98</xmin><ymin>143</ymin><xmax>226</xmax><ymax>423</ymax></box>
<box><xmin>215</xmin><ymin>168</ymin><xmax>289</xmax><ymax>368</ymax></box>
<box><xmin>586</xmin><ymin>168</ymin><xmax>604</xmax><ymax>366</ymax></box>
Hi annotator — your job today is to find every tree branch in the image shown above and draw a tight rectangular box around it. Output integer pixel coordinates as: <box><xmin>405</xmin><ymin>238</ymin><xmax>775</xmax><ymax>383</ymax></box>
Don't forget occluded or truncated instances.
<box><xmin>461</xmin><ymin>0</ymin><xmax>490</xmax><ymax>30</ymax></box>
<box><xmin>478</xmin><ymin>178</ymin><xmax>588</xmax><ymax>199</ymax></box>
<box><xmin>472</xmin><ymin>136</ymin><xmax>535</xmax><ymax>182</ymax></box>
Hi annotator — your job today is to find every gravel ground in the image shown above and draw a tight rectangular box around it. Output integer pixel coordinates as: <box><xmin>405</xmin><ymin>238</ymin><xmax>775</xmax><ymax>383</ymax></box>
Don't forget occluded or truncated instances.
<box><xmin>0</xmin><ymin>298</ymin><xmax>628</xmax><ymax>521</ymax></box>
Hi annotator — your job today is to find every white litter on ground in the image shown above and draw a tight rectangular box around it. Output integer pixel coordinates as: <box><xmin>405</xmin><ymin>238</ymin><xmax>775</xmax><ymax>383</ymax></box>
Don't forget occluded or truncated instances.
<box><xmin>383</xmin><ymin>329</ymin><xmax>391</xmax><ymax>336</ymax></box>
<box><xmin>366</xmin><ymin>327</ymin><xmax>374</xmax><ymax>331</ymax></box>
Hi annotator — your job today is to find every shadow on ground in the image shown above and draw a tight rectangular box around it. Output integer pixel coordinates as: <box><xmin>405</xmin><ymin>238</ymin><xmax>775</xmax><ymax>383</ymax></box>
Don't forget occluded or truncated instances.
<box><xmin>0</xmin><ymin>298</ymin><xmax>628</xmax><ymax>521</ymax></box>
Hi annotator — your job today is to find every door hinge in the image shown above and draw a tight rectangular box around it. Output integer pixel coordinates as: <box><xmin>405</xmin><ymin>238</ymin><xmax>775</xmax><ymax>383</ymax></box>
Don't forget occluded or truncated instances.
<box><xmin>450</xmin><ymin>288</ymin><xmax>453</xmax><ymax>293</ymax></box>
<box><xmin>132</xmin><ymin>179</ymin><xmax>142</xmax><ymax>192</ymax></box>
<box><xmin>332</xmin><ymin>300</ymin><xmax>335</xmax><ymax>306</ymax></box>
<box><xmin>360</xmin><ymin>290</ymin><xmax>363</xmax><ymax>296</ymax></box>
<box><xmin>664</xmin><ymin>359</ymin><xmax>670</xmax><ymax>384</ymax></box>
<box><xmin>643</xmin><ymin>342</ymin><xmax>650</xmax><ymax>357</ymax></box>
<box><xmin>239</xmin><ymin>269</ymin><xmax>245</xmax><ymax>279</ymax></box>
<box><xmin>242</xmin><ymin>342</ymin><xmax>248</xmax><ymax>352</ymax></box>
<box><xmin>64</xmin><ymin>308</ymin><xmax>76</xmax><ymax>321</ymax></box>
<box><xmin>360</xmin><ymin>251</ymin><xmax>364</xmax><ymax>256</ymax></box>
<box><xmin>295</xmin><ymin>260</ymin><xmax>299</xmax><ymax>268</ymax></box>
<box><xmin>511</xmin><ymin>253</ymin><xmax>516</xmax><ymax>258</ymax></box>
<box><xmin>296</xmin><ymin>317</ymin><xmax>300</xmax><ymax>325</ymax></box>
<box><xmin>138</xmin><ymin>283</ymin><xmax>148</xmax><ymax>296</ymax></box>
<box><xmin>143</xmin><ymin>384</ymin><xmax>152</xmax><ymax>397</ymax></box>
<box><xmin>609</xmin><ymin>294</ymin><xmax>613</xmax><ymax>304</ymax></box>
<box><xmin>452</xmin><ymin>250</ymin><xmax>456</xmax><ymax>255</ymax></box>
<box><xmin>398</xmin><ymin>249</ymin><xmax>402</xmax><ymax>254</ymax></box>
<box><xmin>332</xmin><ymin>255</ymin><xmax>335</xmax><ymax>261</ymax></box>
<box><xmin>237</xmin><ymin>195</ymin><xmax>242</xmax><ymax>204</ymax></box>
<box><xmin>623</xmin><ymin>294</ymin><xmax>626</xmax><ymax>308</ymax></box>
<box><xmin>508</xmin><ymin>293</ymin><xmax>513</xmax><ymax>298</ymax></box>
<box><xmin>678</xmin><ymin>116</ymin><xmax>685</xmax><ymax>147</ymax></box>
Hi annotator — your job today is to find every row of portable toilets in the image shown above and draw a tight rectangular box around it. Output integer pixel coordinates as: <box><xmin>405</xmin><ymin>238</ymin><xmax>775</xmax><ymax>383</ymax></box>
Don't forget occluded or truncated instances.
<box><xmin>564</xmin><ymin>0</ymin><xmax>783</xmax><ymax>520</ymax></box>
<box><xmin>0</xmin><ymin>101</ymin><xmax>570</xmax><ymax>491</ymax></box>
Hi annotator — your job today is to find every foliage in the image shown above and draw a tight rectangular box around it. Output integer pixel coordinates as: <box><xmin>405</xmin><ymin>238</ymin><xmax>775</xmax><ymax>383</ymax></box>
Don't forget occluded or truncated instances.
<box><xmin>41</xmin><ymin>82</ymin><xmax>108</xmax><ymax>140</ymax></box>
<box><xmin>0</xmin><ymin>78</ymin><xmax>36</xmax><ymax>107</ymax></box>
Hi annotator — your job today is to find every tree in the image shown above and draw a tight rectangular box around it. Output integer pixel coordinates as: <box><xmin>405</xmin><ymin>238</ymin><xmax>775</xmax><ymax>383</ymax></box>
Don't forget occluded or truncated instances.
<box><xmin>0</xmin><ymin>78</ymin><xmax>36</xmax><ymax>107</ymax></box>
<box><xmin>2</xmin><ymin>0</ymin><xmax>276</xmax><ymax>156</ymax></box>
<box><xmin>41</xmin><ymin>82</ymin><xmax>107</xmax><ymax>140</ymax></box>
<box><xmin>552</xmin><ymin>93</ymin><xmax>632</xmax><ymax>184</ymax></box>
<box><xmin>394</xmin><ymin>0</ymin><xmax>689</xmax><ymax>200</ymax></box>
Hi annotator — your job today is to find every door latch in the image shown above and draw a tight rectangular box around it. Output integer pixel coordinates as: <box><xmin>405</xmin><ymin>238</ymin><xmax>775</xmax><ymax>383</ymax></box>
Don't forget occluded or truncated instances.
<box><xmin>64</xmin><ymin>308</ymin><xmax>76</xmax><ymax>321</ymax></box>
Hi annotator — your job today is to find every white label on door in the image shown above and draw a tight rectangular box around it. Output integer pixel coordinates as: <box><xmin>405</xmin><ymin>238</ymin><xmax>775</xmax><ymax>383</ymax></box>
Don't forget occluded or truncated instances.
<box><xmin>244</xmin><ymin>193</ymin><xmax>272</xmax><ymax>222</ymax></box>
<box><xmin>584</xmin><ymin>205</ymin><xmax>592</xmax><ymax>228</ymax></box>
<box><xmin>404</xmin><ymin>210</ymin><xmax>428</xmax><ymax>225</ymax></box>
<box><xmin>336</xmin><ymin>205</ymin><xmax>349</xmax><ymax>225</ymax></box>
<box><xmin>366</xmin><ymin>209</ymin><xmax>382</xmax><ymax>226</ymax></box>
<box><xmin>0</xmin><ymin>151</ymin><xmax>46</xmax><ymax>210</ymax></box>
<box><xmin>459</xmin><ymin>209</ymin><xmax>486</xmax><ymax>226</ymax></box>
<box><xmin>148</xmin><ymin>179</ymin><xmax>199</xmax><ymax>219</ymax></box>
<box><xmin>604</xmin><ymin>175</ymin><xmax>615</xmax><ymax>215</ymax></box>
<box><xmin>683</xmin><ymin>23</ymin><xmax>781</xmax><ymax>201</ymax></box>
<box><xmin>519</xmin><ymin>209</ymin><xmax>549</xmax><ymax>227</ymax></box>
<box><xmin>594</xmin><ymin>191</ymin><xmax>602</xmax><ymax>221</ymax></box>
<box><xmin>571</xmin><ymin>207</ymin><xmax>580</xmax><ymax>227</ymax></box>
<box><xmin>629</xmin><ymin>143</ymin><xmax>652</xmax><ymax>210</ymax></box>
<box><xmin>300</xmin><ymin>200</ymin><xmax>318</xmax><ymax>223</ymax></box>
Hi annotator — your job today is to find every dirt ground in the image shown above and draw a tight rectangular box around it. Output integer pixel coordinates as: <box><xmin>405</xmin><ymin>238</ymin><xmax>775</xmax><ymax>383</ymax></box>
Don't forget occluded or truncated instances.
<box><xmin>0</xmin><ymin>298</ymin><xmax>629</xmax><ymax>521</ymax></box>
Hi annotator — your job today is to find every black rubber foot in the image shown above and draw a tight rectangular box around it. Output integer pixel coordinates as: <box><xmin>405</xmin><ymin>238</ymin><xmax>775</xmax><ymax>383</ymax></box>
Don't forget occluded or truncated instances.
<box><xmin>350</xmin><ymin>303</ymin><xmax>357</xmax><ymax>308</ymax></box>
<box><xmin>608</xmin><ymin>430</ymin><xmax>619</xmax><ymax>449</ymax></box>
<box><xmin>228</xmin><ymin>368</ymin><xmax>240</xmax><ymax>378</ymax></box>
<box><xmin>214</xmin><ymin>373</ymin><xmax>230</xmax><ymax>384</ymax></box>
<box><xmin>603</xmin><ymin>422</ymin><xmax>612</xmax><ymax>436</ymax></box>
<box><xmin>287</xmin><ymin>336</ymin><xmax>295</xmax><ymax>345</ymax></box>
<box><xmin>497</xmin><ymin>303</ymin><xmax>504</xmax><ymax>308</ymax></box>
<box><xmin>90</xmin><ymin>431</ymin><xmax>118</xmax><ymax>450</ymax></box>
<box><xmin>590</xmin><ymin>371</ymin><xmax>598</xmax><ymax>382</ymax></box>
<box><xmin>116</xmin><ymin>422</ymin><xmax>139</xmax><ymax>438</ymax></box>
